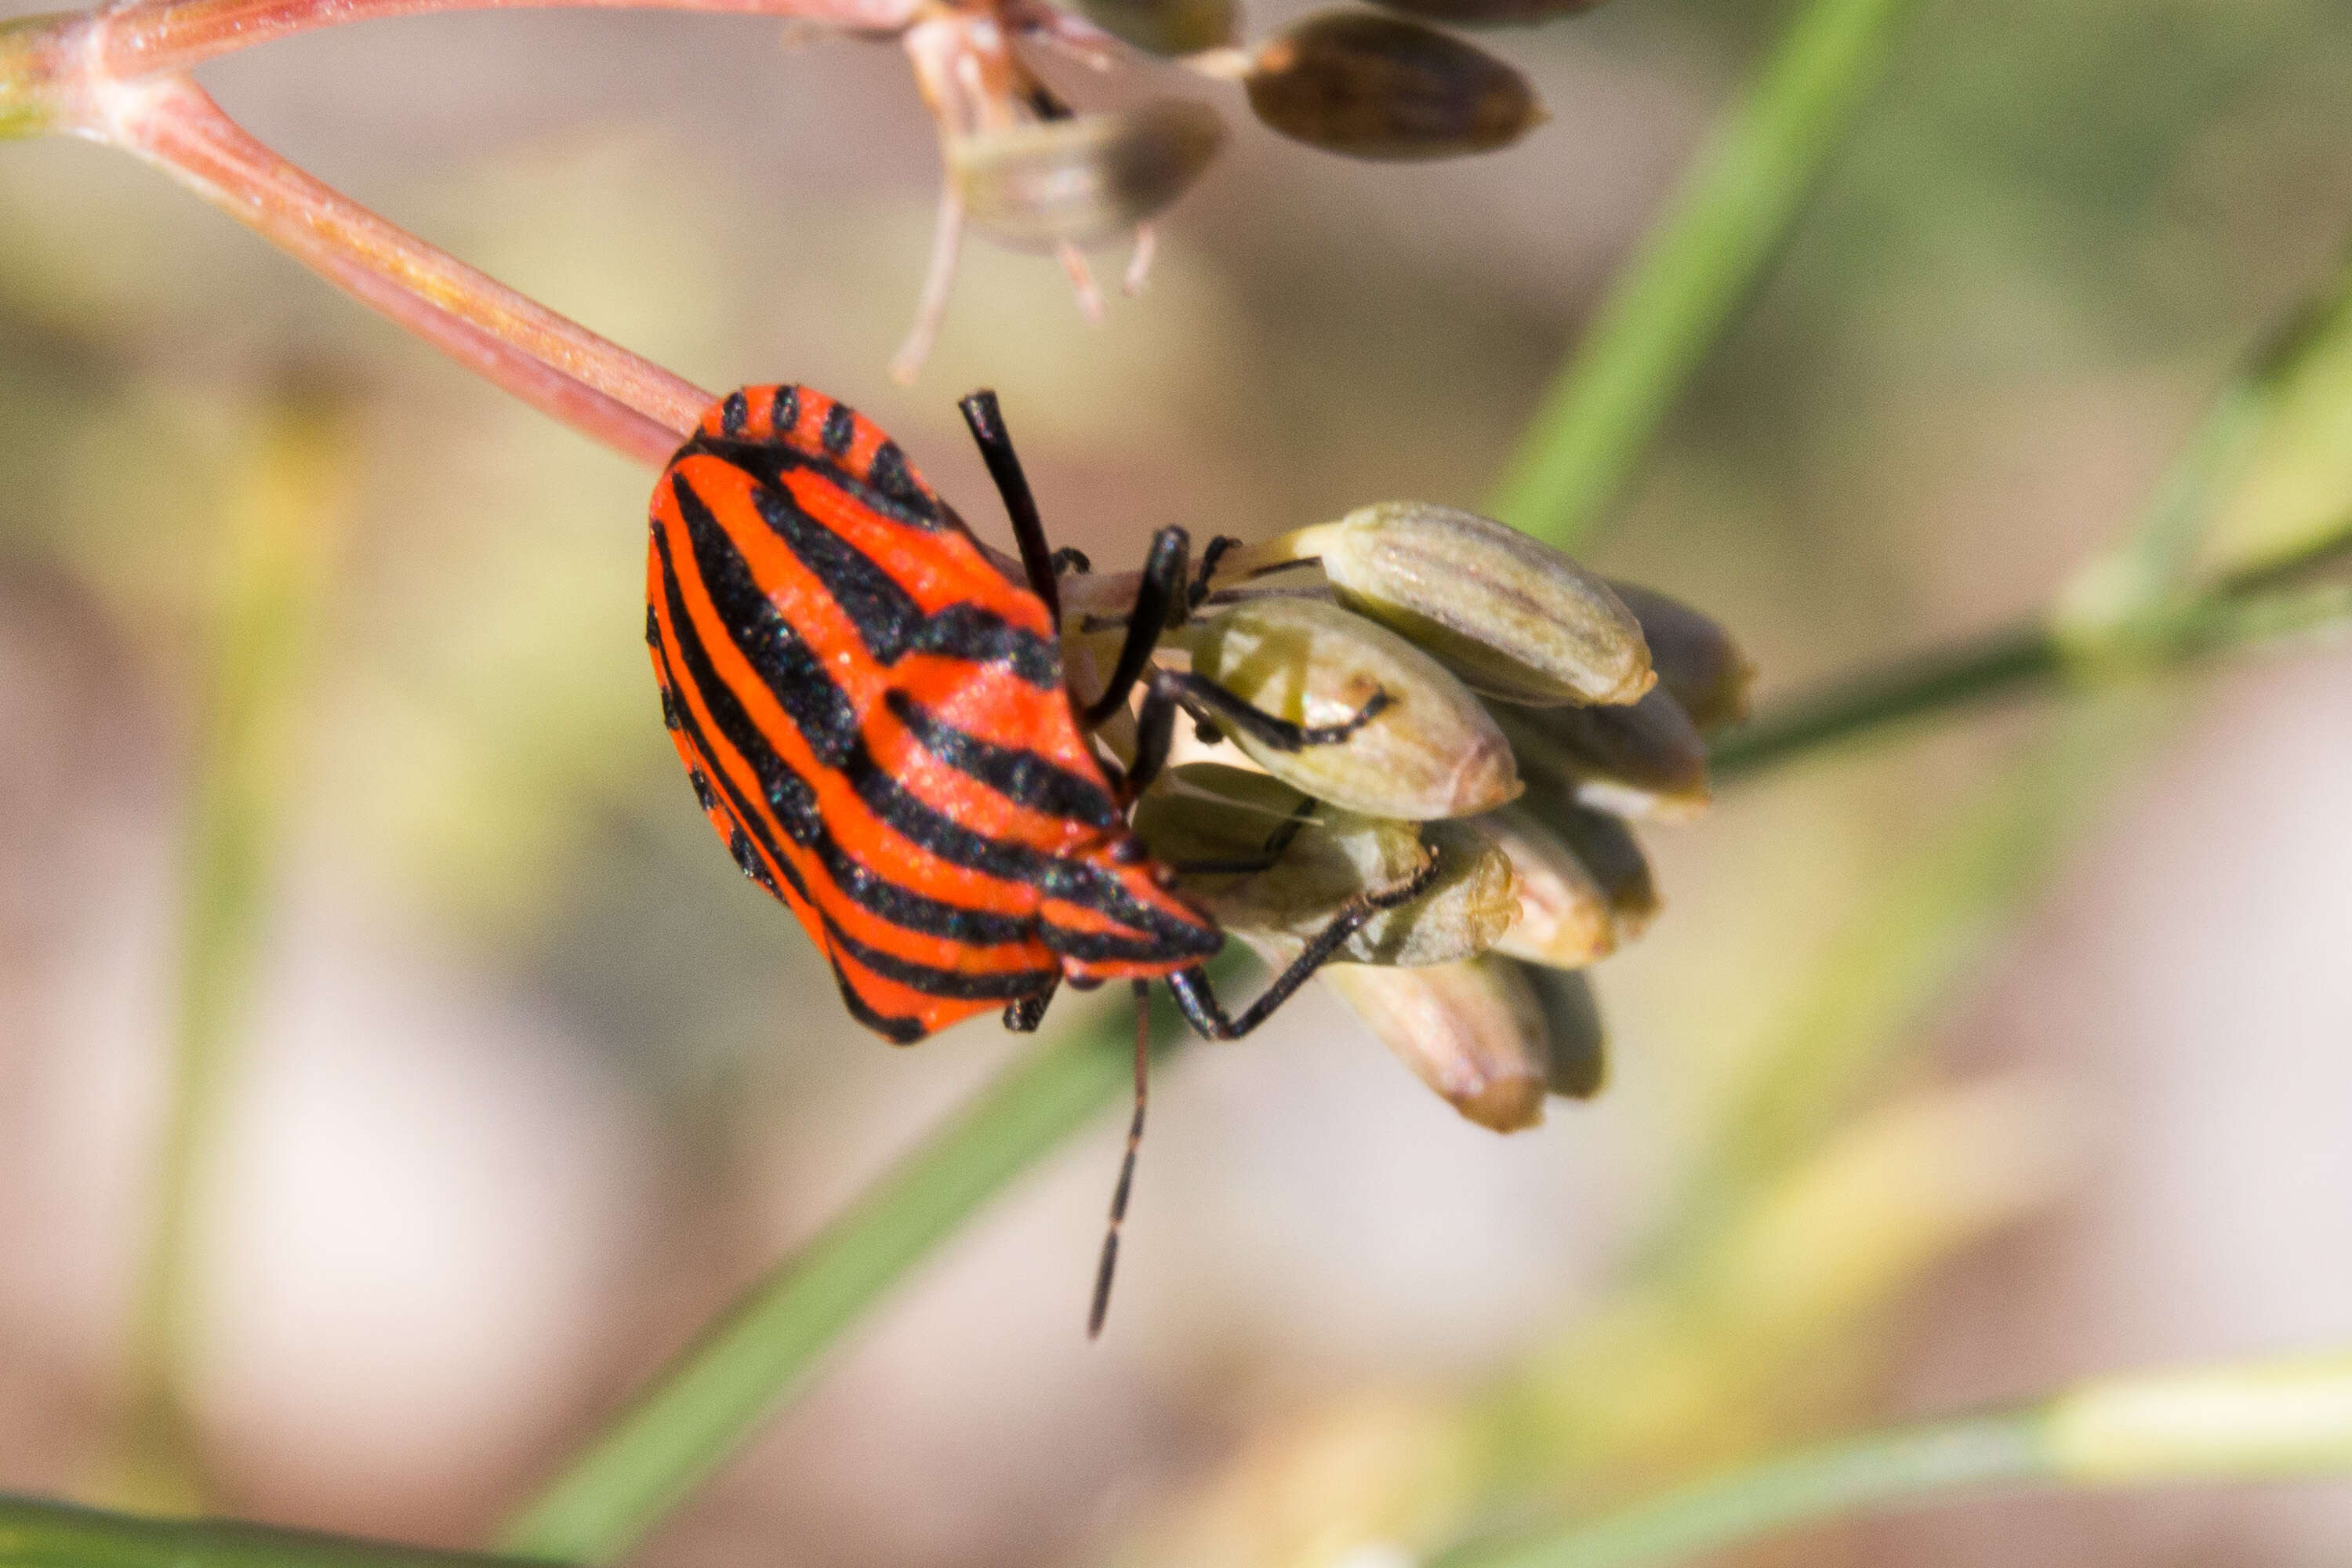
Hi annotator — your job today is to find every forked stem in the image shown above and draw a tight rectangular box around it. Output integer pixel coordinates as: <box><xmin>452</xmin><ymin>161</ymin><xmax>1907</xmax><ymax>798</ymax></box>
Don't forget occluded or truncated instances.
<box><xmin>89</xmin><ymin>0</ymin><xmax>921</xmax><ymax>81</ymax></box>
<box><xmin>92</xmin><ymin>71</ymin><xmax>708</xmax><ymax>464</ymax></box>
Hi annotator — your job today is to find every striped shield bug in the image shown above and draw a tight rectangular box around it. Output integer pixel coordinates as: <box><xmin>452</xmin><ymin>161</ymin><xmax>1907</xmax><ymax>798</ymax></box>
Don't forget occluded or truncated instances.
<box><xmin>645</xmin><ymin>383</ymin><xmax>1439</xmax><ymax>1330</ymax></box>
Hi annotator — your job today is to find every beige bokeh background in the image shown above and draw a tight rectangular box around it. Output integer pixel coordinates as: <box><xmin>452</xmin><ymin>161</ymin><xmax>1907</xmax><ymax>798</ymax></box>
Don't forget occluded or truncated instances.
<box><xmin>5</xmin><ymin>0</ymin><xmax>2352</xmax><ymax>1563</ymax></box>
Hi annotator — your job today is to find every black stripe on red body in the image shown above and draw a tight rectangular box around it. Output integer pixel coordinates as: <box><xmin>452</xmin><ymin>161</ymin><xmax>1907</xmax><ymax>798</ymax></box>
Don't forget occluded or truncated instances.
<box><xmin>648</xmin><ymin>383</ymin><xmax>1221</xmax><ymax>1042</ymax></box>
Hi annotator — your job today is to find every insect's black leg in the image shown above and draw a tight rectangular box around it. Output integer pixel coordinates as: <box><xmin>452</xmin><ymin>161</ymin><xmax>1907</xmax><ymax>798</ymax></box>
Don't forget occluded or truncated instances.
<box><xmin>1120</xmin><ymin>660</ymin><xmax>1185</xmax><ymax>802</ymax></box>
<box><xmin>1081</xmin><ymin>526</ymin><xmax>1189</xmax><ymax>729</ymax></box>
<box><xmin>1188</xmin><ymin>535</ymin><xmax>1243</xmax><ymax>609</ymax></box>
<box><xmin>1089</xmin><ymin>979</ymin><xmax>1153</xmax><ymax>1338</ymax></box>
<box><xmin>1165</xmin><ymin>846</ymin><xmax>1445</xmax><ymax>1040</ymax></box>
<box><xmin>1002</xmin><ymin>979</ymin><xmax>1058</xmax><ymax>1033</ymax></box>
<box><xmin>1163</xmin><ymin>670</ymin><xmax>1391</xmax><ymax>753</ymax></box>
<box><xmin>1051</xmin><ymin>546</ymin><xmax>1092</xmax><ymax>577</ymax></box>
<box><xmin>958</xmin><ymin>390</ymin><xmax>1062</xmax><ymax>629</ymax></box>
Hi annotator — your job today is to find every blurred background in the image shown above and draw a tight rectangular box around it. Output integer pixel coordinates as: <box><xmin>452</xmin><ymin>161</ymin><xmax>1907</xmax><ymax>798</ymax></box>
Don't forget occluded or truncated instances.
<box><xmin>5</xmin><ymin>0</ymin><xmax>2352</xmax><ymax>1562</ymax></box>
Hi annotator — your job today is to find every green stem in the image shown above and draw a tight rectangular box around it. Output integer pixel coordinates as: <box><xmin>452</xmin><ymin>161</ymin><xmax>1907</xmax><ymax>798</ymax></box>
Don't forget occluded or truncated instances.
<box><xmin>499</xmin><ymin>986</ymin><xmax>1192</xmax><ymax>1564</ymax></box>
<box><xmin>1446</xmin><ymin>1415</ymin><xmax>2042</xmax><ymax>1568</ymax></box>
<box><xmin>118</xmin><ymin>395</ymin><xmax>350</xmax><ymax>1507</ymax></box>
<box><xmin>0</xmin><ymin>1493</ymin><xmax>532</xmax><ymax>1568</ymax></box>
<box><xmin>1711</xmin><ymin>523</ymin><xmax>2352</xmax><ymax>777</ymax></box>
<box><xmin>1446</xmin><ymin>1354</ymin><xmax>2352</xmax><ymax>1568</ymax></box>
<box><xmin>1487</xmin><ymin>0</ymin><xmax>1924</xmax><ymax>547</ymax></box>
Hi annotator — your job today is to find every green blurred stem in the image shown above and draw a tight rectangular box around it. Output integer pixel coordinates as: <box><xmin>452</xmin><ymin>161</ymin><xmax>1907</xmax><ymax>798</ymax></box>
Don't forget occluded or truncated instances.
<box><xmin>1488</xmin><ymin>0</ymin><xmax>1922</xmax><ymax>547</ymax></box>
<box><xmin>1711</xmin><ymin>524</ymin><xmax>2352</xmax><ymax>778</ymax></box>
<box><xmin>500</xmin><ymin>982</ymin><xmax>1200</xmax><ymax>1564</ymax></box>
<box><xmin>1448</xmin><ymin>1353</ymin><xmax>2352</xmax><ymax>1568</ymax></box>
<box><xmin>118</xmin><ymin>398</ymin><xmax>347</xmax><ymax>1504</ymax></box>
<box><xmin>0</xmin><ymin>1494</ymin><xmax>532</xmax><ymax>1568</ymax></box>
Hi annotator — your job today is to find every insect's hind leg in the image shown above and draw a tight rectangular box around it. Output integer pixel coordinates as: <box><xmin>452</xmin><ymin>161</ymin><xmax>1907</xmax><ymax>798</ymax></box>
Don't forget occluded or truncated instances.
<box><xmin>957</xmin><ymin>390</ymin><xmax>1065</xmax><ymax>627</ymax></box>
<box><xmin>1163</xmin><ymin>845</ymin><xmax>1445</xmax><ymax>1040</ymax></box>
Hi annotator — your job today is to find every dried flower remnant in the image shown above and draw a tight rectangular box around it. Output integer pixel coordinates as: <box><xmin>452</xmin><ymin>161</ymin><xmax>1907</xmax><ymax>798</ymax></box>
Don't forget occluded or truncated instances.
<box><xmin>950</xmin><ymin>100</ymin><xmax>1227</xmax><ymax>250</ymax></box>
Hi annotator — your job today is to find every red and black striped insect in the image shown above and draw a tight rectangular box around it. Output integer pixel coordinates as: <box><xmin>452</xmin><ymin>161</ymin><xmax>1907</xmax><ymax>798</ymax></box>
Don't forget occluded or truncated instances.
<box><xmin>644</xmin><ymin>383</ymin><xmax>1437</xmax><ymax>1329</ymax></box>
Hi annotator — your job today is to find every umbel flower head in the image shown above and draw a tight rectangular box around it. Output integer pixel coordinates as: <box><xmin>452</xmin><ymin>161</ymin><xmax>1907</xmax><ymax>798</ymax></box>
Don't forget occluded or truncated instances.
<box><xmin>1080</xmin><ymin>499</ymin><xmax>1751</xmax><ymax>1133</ymax></box>
<box><xmin>884</xmin><ymin>0</ymin><xmax>1595</xmax><ymax>378</ymax></box>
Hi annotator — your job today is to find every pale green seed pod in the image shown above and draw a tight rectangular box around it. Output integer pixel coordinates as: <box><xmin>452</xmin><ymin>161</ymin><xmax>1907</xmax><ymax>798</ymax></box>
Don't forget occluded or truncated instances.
<box><xmin>1520</xmin><ymin>961</ymin><xmax>1606</xmax><ymax>1099</ymax></box>
<box><xmin>1078</xmin><ymin>0</ymin><xmax>1236</xmax><ymax>54</ymax></box>
<box><xmin>1171</xmin><ymin>596</ymin><xmax>1521</xmax><ymax>819</ymax></box>
<box><xmin>1138</xmin><ymin>775</ymin><xmax>1520</xmax><ymax>967</ymax></box>
<box><xmin>1294</xmin><ymin>502</ymin><xmax>1652</xmax><ymax>706</ymax></box>
<box><xmin>1607</xmin><ymin>579</ymin><xmax>1753</xmax><ymax>733</ymax></box>
<box><xmin>1504</xmin><ymin>688</ymin><xmax>1711</xmax><ymax>821</ymax></box>
<box><xmin>1322</xmin><ymin>956</ymin><xmax>1553</xmax><ymax>1131</ymax></box>
<box><xmin>1480</xmin><ymin>802</ymin><xmax>1617</xmax><ymax>969</ymax></box>
<box><xmin>1244</xmin><ymin>11</ymin><xmax>1544</xmax><ymax>161</ymax></box>
<box><xmin>949</xmin><ymin>100</ymin><xmax>1225</xmax><ymax>251</ymax></box>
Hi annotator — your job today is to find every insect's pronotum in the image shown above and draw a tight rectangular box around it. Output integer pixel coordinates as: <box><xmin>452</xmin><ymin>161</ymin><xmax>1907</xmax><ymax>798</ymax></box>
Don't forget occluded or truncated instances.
<box><xmin>645</xmin><ymin>383</ymin><xmax>1437</xmax><ymax>1331</ymax></box>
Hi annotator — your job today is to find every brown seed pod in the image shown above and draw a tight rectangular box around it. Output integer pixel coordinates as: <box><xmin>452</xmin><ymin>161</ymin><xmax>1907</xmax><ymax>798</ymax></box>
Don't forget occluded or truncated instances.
<box><xmin>1521</xmin><ymin>961</ymin><xmax>1606</xmax><ymax>1099</ymax></box>
<box><xmin>1244</xmin><ymin>10</ymin><xmax>1544</xmax><ymax>161</ymax></box>
<box><xmin>1363</xmin><ymin>0</ymin><xmax>1606</xmax><ymax>24</ymax></box>
<box><xmin>949</xmin><ymin>100</ymin><xmax>1225</xmax><ymax>250</ymax></box>
<box><xmin>1504</xmin><ymin>688</ymin><xmax>1711</xmax><ymax>821</ymax></box>
<box><xmin>1078</xmin><ymin>0</ymin><xmax>1238</xmax><ymax>54</ymax></box>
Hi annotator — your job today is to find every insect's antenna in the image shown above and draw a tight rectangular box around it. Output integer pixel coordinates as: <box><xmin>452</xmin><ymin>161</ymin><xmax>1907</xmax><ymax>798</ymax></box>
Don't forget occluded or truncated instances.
<box><xmin>1090</xmin><ymin>980</ymin><xmax>1152</xmax><ymax>1338</ymax></box>
<box><xmin>957</xmin><ymin>390</ymin><xmax>1061</xmax><ymax>630</ymax></box>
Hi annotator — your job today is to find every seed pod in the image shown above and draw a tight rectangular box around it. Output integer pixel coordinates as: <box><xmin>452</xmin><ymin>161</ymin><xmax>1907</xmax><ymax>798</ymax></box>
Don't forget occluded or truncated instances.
<box><xmin>1077</xmin><ymin>0</ymin><xmax>1237</xmax><ymax>54</ymax></box>
<box><xmin>1139</xmin><ymin>778</ymin><xmax>1521</xmax><ymax>967</ymax></box>
<box><xmin>1363</xmin><ymin>0</ymin><xmax>1606</xmax><ymax>24</ymax></box>
<box><xmin>1607</xmin><ymin>579</ymin><xmax>1753</xmax><ymax>732</ymax></box>
<box><xmin>1244</xmin><ymin>11</ymin><xmax>1544</xmax><ymax>161</ymax></box>
<box><xmin>1504</xmin><ymin>688</ymin><xmax>1711</xmax><ymax>821</ymax></box>
<box><xmin>1520</xmin><ymin>961</ymin><xmax>1605</xmax><ymax>1099</ymax></box>
<box><xmin>1545</xmin><ymin>793</ymin><xmax>1659</xmax><ymax>942</ymax></box>
<box><xmin>1301</xmin><ymin>502</ymin><xmax>1651</xmax><ymax>706</ymax></box>
<box><xmin>1480</xmin><ymin>802</ymin><xmax>1616</xmax><ymax>968</ymax></box>
<box><xmin>1323</xmin><ymin>956</ymin><xmax>1552</xmax><ymax>1131</ymax></box>
<box><xmin>949</xmin><ymin>100</ymin><xmax>1225</xmax><ymax>251</ymax></box>
<box><xmin>1172</xmin><ymin>596</ymin><xmax>1520</xmax><ymax>819</ymax></box>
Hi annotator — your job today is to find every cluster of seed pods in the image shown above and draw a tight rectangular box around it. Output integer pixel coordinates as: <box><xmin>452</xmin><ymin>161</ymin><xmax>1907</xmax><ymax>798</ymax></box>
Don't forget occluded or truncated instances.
<box><xmin>1080</xmin><ymin>501</ymin><xmax>1749</xmax><ymax>1132</ymax></box>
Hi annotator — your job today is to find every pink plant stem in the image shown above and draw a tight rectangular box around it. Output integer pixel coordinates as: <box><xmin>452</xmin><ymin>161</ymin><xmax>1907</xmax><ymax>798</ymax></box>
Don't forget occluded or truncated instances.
<box><xmin>93</xmin><ymin>0</ymin><xmax>920</xmax><ymax>81</ymax></box>
<box><xmin>95</xmin><ymin>70</ymin><xmax>706</xmax><ymax>466</ymax></box>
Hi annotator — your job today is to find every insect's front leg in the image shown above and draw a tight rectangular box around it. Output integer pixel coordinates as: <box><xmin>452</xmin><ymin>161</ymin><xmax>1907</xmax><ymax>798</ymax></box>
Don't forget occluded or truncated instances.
<box><xmin>1080</xmin><ymin>525</ymin><xmax>1190</xmax><ymax>729</ymax></box>
<box><xmin>1162</xmin><ymin>845</ymin><xmax>1445</xmax><ymax>1040</ymax></box>
<box><xmin>1163</xmin><ymin>669</ymin><xmax>1390</xmax><ymax>753</ymax></box>
<box><xmin>958</xmin><ymin>390</ymin><xmax>1063</xmax><ymax>627</ymax></box>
